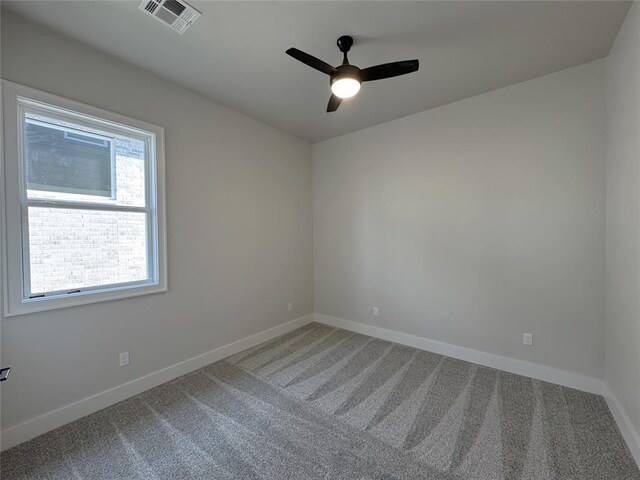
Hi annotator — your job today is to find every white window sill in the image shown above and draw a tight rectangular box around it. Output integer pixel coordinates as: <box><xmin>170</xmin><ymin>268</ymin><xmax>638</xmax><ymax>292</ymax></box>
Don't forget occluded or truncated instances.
<box><xmin>4</xmin><ymin>281</ymin><xmax>167</xmax><ymax>317</ymax></box>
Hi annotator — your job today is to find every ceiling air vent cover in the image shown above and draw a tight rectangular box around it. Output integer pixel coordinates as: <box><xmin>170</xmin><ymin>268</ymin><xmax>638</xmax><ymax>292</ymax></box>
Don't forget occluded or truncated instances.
<box><xmin>138</xmin><ymin>0</ymin><xmax>201</xmax><ymax>35</ymax></box>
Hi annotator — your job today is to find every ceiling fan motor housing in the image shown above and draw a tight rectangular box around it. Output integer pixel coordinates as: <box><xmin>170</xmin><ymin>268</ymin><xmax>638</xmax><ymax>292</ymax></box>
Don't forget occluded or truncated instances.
<box><xmin>331</xmin><ymin>64</ymin><xmax>361</xmax><ymax>86</ymax></box>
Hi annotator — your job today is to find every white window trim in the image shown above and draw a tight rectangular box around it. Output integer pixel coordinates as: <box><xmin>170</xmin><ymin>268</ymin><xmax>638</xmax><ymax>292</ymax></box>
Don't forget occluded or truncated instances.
<box><xmin>1</xmin><ymin>81</ymin><xmax>167</xmax><ymax>316</ymax></box>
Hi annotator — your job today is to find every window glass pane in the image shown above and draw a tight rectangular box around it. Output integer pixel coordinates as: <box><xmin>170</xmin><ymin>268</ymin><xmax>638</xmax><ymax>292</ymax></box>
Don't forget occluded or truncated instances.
<box><xmin>25</xmin><ymin>112</ymin><xmax>147</xmax><ymax>207</ymax></box>
<box><xmin>26</xmin><ymin>119</ymin><xmax>113</xmax><ymax>197</ymax></box>
<box><xmin>28</xmin><ymin>207</ymin><xmax>148</xmax><ymax>295</ymax></box>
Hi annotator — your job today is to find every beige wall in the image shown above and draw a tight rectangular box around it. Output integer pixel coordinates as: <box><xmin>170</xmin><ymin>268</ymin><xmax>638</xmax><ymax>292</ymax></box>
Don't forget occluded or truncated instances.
<box><xmin>605</xmin><ymin>1</ymin><xmax>640</xmax><ymax>437</ymax></box>
<box><xmin>0</xmin><ymin>12</ymin><xmax>313</xmax><ymax>429</ymax></box>
<box><xmin>313</xmin><ymin>60</ymin><xmax>607</xmax><ymax>379</ymax></box>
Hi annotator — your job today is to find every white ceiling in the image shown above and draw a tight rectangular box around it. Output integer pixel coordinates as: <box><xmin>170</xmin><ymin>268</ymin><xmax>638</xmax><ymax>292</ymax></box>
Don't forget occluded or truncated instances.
<box><xmin>3</xmin><ymin>1</ymin><xmax>631</xmax><ymax>143</ymax></box>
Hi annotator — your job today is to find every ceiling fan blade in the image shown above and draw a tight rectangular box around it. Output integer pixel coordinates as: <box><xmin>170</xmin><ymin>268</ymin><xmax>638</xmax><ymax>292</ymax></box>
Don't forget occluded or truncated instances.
<box><xmin>286</xmin><ymin>48</ymin><xmax>336</xmax><ymax>76</ymax></box>
<box><xmin>327</xmin><ymin>94</ymin><xmax>342</xmax><ymax>112</ymax></box>
<box><xmin>360</xmin><ymin>60</ymin><xmax>419</xmax><ymax>82</ymax></box>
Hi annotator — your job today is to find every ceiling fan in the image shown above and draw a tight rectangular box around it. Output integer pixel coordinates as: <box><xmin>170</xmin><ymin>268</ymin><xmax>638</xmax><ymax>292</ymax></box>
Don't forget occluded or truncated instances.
<box><xmin>286</xmin><ymin>35</ymin><xmax>419</xmax><ymax>112</ymax></box>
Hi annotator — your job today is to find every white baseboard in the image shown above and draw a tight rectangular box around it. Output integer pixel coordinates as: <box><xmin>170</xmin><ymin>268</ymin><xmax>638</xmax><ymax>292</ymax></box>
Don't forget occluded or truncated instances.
<box><xmin>602</xmin><ymin>384</ymin><xmax>640</xmax><ymax>466</ymax></box>
<box><xmin>0</xmin><ymin>314</ymin><xmax>314</xmax><ymax>451</ymax></box>
<box><xmin>314</xmin><ymin>313</ymin><xmax>604</xmax><ymax>395</ymax></box>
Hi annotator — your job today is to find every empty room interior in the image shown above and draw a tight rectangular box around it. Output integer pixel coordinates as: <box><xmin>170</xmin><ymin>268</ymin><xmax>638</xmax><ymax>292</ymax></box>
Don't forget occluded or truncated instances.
<box><xmin>1</xmin><ymin>1</ymin><xmax>640</xmax><ymax>478</ymax></box>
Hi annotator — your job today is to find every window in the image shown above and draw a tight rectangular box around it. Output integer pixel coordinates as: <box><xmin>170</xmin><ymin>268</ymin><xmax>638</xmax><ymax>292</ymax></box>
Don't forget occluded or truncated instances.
<box><xmin>2</xmin><ymin>82</ymin><xmax>167</xmax><ymax>315</ymax></box>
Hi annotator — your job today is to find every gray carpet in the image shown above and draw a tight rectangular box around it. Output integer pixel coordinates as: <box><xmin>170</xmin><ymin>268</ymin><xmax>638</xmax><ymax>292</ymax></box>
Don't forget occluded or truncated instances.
<box><xmin>2</xmin><ymin>322</ymin><xmax>638</xmax><ymax>479</ymax></box>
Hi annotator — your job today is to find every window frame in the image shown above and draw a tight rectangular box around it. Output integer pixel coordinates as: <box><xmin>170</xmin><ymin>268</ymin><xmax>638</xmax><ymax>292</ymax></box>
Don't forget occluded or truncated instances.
<box><xmin>1</xmin><ymin>81</ymin><xmax>167</xmax><ymax>316</ymax></box>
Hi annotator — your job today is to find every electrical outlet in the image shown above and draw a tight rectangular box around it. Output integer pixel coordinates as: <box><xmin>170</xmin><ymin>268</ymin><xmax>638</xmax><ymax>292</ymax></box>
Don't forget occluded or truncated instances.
<box><xmin>287</xmin><ymin>302</ymin><xmax>293</xmax><ymax>312</ymax></box>
<box><xmin>523</xmin><ymin>333</ymin><xmax>533</xmax><ymax>346</ymax></box>
<box><xmin>373</xmin><ymin>307</ymin><xmax>379</xmax><ymax>317</ymax></box>
<box><xmin>119</xmin><ymin>352</ymin><xmax>130</xmax><ymax>367</ymax></box>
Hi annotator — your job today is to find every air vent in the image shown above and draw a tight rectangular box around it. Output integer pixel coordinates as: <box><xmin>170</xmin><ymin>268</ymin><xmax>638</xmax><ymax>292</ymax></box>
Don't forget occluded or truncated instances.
<box><xmin>143</xmin><ymin>1</ymin><xmax>159</xmax><ymax>13</ymax></box>
<box><xmin>138</xmin><ymin>0</ymin><xmax>201</xmax><ymax>35</ymax></box>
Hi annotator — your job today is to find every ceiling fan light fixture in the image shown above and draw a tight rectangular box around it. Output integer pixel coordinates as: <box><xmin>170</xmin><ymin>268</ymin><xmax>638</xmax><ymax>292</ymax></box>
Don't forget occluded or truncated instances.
<box><xmin>331</xmin><ymin>77</ymin><xmax>361</xmax><ymax>99</ymax></box>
